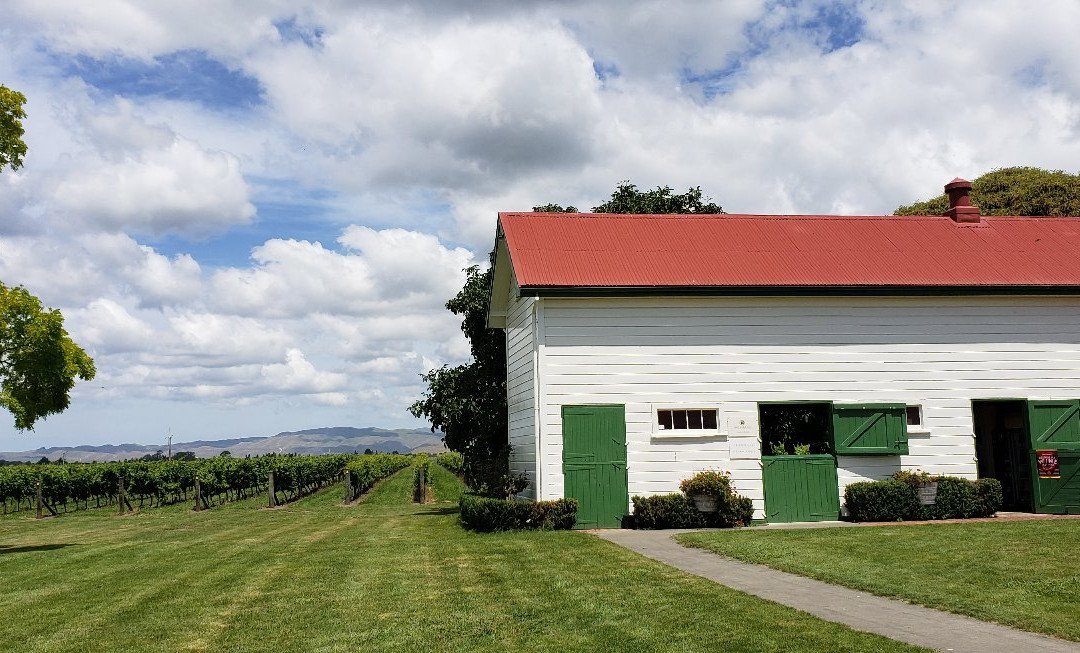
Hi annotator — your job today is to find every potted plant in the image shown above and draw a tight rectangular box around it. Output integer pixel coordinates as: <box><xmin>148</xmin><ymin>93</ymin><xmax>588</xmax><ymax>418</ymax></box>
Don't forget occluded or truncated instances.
<box><xmin>892</xmin><ymin>469</ymin><xmax>938</xmax><ymax>505</ymax></box>
<box><xmin>680</xmin><ymin>470</ymin><xmax>734</xmax><ymax>512</ymax></box>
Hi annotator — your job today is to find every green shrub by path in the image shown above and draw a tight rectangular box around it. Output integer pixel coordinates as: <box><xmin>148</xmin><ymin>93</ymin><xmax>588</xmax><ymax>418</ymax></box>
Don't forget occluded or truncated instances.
<box><xmin>975</xmin><ymin>478</ymin><xmax>1004</xmax><ymax>517</ymax></box>
<box><xmin>679</xmin><ymin>520</ymin><xmax>1080</xmax><ymax>643</ymax></box>
<box><xmin>631</xmin><ymin>493</ymin><xmax>753</xmax><ymax>529</ymax></box>
<box><xmin>632</xmin><ymin>494</ymin><xmax>706</xmax><ymax>529</ymax></box>
<box><xmin>844</xmin><ymin>476</ymin><xmax>1002</xmax><ymax>522</ymax></box>
<box><xmin>844</xmin><ymin>479</ymin><xmax>921</xmax><ymax>522</ymax></box>
<box><xmin>633</xmin><ymin>469</ymin><xmax>754</xmax><ymax>529</ymax></box>
<box><xmin>459</xmin><ymin>494</ymin><xmax>577</xmax><ymax>532</ymax></box>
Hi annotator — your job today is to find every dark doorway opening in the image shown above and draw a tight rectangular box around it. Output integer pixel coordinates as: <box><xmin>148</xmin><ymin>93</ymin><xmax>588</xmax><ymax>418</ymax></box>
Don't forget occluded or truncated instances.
<box><xmin>759</xmin><ymin>403</ymin><xmax>833</xmax><ymax>456</ymax></box>
<box><xmin>972</xmin><ymin>400</ymin><xmax>1033</xmax><ymax>511</ymax></box>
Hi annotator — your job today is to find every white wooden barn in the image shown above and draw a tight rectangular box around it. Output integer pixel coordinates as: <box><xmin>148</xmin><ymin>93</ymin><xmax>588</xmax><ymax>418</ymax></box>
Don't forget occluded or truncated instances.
<box><xmin>486</xmin><ymin>180</ymin><xmax>1080</xmax><ymax>527</ymax></box>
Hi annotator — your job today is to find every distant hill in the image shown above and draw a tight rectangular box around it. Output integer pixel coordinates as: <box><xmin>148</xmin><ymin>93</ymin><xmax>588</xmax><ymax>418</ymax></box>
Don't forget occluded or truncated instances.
<box><xmin>0</xmin><ymin>426</ymin><xmax>445</xmax><ymax>463</ymax></box>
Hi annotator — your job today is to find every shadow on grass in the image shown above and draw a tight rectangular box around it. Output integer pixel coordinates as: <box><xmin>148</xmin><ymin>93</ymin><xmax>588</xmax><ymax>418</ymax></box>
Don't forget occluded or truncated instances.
<box><xmin>0</xmin><ymin>543</ymin><xmax>78</xmax><ymax>555</ymax></box>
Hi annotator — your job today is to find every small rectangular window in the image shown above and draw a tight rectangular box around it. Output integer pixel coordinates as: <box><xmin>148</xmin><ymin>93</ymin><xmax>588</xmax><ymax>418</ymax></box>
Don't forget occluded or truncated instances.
<box><xmin>906</xmin><ymin>405</ymin><xmax>922</xmax><ymax>427</ymax></box>
<box><xmin>657</xmin><ymin>408</ymin><xmax>718</xmax><ymax>431</ymax></box>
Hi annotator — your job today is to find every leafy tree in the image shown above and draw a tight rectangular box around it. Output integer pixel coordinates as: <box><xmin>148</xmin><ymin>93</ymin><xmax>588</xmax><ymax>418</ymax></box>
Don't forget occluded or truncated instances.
<box><xmin>895</xmin><ymin>167</ymin><xmax>1080</xmax><ymax>216</ymax></box>
<box><xmin>591</xmin><ymin>181</ymin><xmax>724</xmax><ymax>214</ymax></box>
<box><xmin>172</xmin><ymin>451</ymin><xmax>196</xmax><ymax>461</ymax></box>
<box><xmin>410</xmin><ymin>265</ymin><xmax>508</xmax><ymax>491</ymax></box>
<box><xmin>532</xmin><ymin>202</ymin><xmax>578</xmax><ymax>212</ymax></box>
<box><xmin>0</xmin><ymin>85</ymin><xmax>27</xmax><ymax>174</ymax></box>
<box><xmin>0</xmin><ymin>283</ymin><xmax>96</xmax><ymax>430</ymax></box>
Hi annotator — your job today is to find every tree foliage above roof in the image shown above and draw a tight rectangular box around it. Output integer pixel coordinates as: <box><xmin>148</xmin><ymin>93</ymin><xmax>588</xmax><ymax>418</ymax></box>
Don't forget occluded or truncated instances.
<box><xmin>591</xmin><ymin>181</ymin><xmax>724</xmax><ymax>214</ymax></box>
<box><xmin>895</xmin><ymin>167</ymin><xmax>1080</xmax><ymax>216</ymax></box>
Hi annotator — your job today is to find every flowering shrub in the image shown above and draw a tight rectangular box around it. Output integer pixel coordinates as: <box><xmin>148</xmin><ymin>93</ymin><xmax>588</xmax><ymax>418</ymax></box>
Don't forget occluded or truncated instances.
<box><xmin>679</xmin><ymin>470</ymin><xmax>734</xmax><ymax>497</ymax></box>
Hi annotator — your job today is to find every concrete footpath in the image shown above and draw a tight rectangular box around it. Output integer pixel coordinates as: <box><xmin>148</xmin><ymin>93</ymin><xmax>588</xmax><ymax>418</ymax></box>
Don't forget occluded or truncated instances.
<box><xmin>594</xmin><ymin>529</ymin><xmax>1080</xmax><ymax>653</ymax></box>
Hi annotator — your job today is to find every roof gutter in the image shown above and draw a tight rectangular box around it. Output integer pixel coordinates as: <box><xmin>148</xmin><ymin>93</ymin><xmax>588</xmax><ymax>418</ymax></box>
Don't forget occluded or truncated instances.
<box><xmin>519</xmin><ymin>284</ymin><xmax>1080</xmax><ymax>298</ymax></box>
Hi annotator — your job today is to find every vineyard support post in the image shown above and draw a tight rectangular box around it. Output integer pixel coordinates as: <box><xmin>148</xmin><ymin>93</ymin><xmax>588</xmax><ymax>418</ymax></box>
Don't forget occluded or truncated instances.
<box><xmin>36</xmin><ymin>477</ymin><xmax>43</xmax><ymax>519</ymax></box>
<box><xmin>268</xmin><ymin>471</ymin><xmax>276</xmax><ymax>508</ymax></box>
<box><xmin>344</xmin><ymin>470</ymin><xmax>353</xmax><ymax>502</ymax></box>
<box><xmin>117</xmin><ymin>477</ymin><xmax>126</xmax><ymax>515</ymax></box>
<box><xmin>194</xmin><ymin>478</ymin><xmax>203</xmax><ymax>512</ymax></box>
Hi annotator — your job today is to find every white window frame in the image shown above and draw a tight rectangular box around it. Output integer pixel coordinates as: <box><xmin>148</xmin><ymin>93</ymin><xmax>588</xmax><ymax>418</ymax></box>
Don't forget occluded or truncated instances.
<box><xmin>906</xmin><ymin>404</ymin><xmax>930</xmax><ymax>435</ymax></box>
<box><xmin>651</xmin><ymin>404</ymin><xmax>724</xmax><ymax>439</ymax></box>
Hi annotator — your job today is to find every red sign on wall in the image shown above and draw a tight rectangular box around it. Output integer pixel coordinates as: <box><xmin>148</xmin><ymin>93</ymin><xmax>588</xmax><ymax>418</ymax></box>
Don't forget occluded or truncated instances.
<box><xmin>1037</xmin><ymin>450</ymin><xmax>1060</xmax><ymax>479</ymax></box>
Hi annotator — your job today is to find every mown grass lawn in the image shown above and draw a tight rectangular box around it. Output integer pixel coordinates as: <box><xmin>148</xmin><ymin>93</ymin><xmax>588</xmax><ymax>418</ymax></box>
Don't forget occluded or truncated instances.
<box><xmin>679</xmin><ymin>520</ymin><xmax>1080</xmax><ymax>642</ymax></box>
<box><xmin>0</xmin><ymin>466</ymin><xmax>926</xmax><ymax>652</ymax></box>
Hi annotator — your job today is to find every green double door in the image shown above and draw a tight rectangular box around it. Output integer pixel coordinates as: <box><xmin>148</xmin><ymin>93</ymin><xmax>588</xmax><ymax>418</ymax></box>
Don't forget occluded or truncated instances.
<box><xmin>562</xmin><ymin>405</ymin><xmax>628</xmax><ymax>529</ymax></box>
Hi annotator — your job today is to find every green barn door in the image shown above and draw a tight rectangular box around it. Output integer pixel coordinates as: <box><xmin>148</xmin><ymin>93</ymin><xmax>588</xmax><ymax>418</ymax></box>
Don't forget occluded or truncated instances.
<box><xmin>1026</xmin><ymin>401</ymin><xmax>1080</xmax><ymax>514</ymax></box>
<box><xmin>561</xmin><ymin>405</ymin><xmax>628</xmax><ymax>529</ymax></box>
<box><xmin>761</xmin><ymin>455</ymin><xmax>840</xmax><ymax>523</ymax></box>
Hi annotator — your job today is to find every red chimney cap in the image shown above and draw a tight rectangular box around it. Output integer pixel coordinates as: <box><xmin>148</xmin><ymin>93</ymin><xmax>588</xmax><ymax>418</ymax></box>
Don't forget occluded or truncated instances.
<box><xmin>945</xmin><ymin>178</ymin><xmax>972</xmax><ymax>192</ymax></box>
<box><xmin>944</xmin><ymin>177</ymin><xmax>979</xmax><ymax>223</ymax></box>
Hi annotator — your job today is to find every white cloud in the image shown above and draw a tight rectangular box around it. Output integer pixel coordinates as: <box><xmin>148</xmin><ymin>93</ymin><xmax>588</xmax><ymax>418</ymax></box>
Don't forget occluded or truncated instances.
<box><xmin>50</xmin><ymin>101</ymin><xmax>256</xmax><ymax>237</ymax></box>
<box><xmin>210</xmin><ymin>227</ymin><xmax>474</xmax><ymax>318</ymax></box>
<box><xmin>70</xmin><ymin>299</ymin><xmax>155</xmax><ymax>354</ymax></box>
<box><xmin>260</xmin><ymin>348</ymin><xmax>347</xmax><ymax>394</ymax></box>
<box><xmin>168</xmin><ymin>313</ymin><xmax>292</xmax><ymax>365</ymax></box>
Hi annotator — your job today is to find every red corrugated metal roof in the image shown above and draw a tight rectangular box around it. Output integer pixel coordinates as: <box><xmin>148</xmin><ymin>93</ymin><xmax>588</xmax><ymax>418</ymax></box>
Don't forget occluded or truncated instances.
<box><xmin>498</xmin><ymin>212</ymin><xmax>1080</xmax><ymax>289</ymax></box>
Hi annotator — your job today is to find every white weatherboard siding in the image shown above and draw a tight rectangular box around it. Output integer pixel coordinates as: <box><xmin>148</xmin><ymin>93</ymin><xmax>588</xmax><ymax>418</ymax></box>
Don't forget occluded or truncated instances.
<box><xmin>532</xmin><ymin>295</ymin><xmax>1080</xmax><ymax>519</ymax></box>
<box><xmin>505</xmin><ymin>293</ymin><xmax>538</xmax><ymax>499</ymax></box>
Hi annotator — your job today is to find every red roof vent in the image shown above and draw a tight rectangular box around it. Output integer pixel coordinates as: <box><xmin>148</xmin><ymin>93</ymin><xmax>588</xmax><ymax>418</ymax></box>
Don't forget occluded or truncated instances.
<box><xmin>944</xmin><ymin>178</ymin><xmax>980</xmax><ymax>223</ymax></box>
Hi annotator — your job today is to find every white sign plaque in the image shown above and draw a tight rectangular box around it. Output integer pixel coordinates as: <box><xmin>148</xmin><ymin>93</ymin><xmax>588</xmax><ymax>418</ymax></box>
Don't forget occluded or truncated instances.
<box><xmin>729</xmin><ymin>438</ymin><xmax>760</xmax><ymax>459</ymax></box>
<box><xmin>728</xmin><ymin>414</ymin><xmax>756</xmax><ymax>436</ymax></box>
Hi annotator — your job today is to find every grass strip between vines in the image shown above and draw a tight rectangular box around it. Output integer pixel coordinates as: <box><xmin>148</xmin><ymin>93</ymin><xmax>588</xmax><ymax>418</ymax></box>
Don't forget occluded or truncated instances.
<box><xmin>1</xmin><ymin>466</ymin><xmax>925</xmax><ymax>652</ymax></box>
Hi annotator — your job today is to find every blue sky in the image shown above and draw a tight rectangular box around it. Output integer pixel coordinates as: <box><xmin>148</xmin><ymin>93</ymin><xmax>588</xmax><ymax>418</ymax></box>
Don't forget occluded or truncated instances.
<box><xmin>2</xmin><ymin>0</ymin><xmax>1080</xmax><ymax>451</ymax></box>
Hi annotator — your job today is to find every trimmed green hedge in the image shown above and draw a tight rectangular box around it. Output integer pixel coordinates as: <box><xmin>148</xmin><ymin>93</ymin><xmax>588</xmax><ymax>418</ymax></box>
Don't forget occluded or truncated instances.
<box><xmin>844</xmin><ymin>476</ymin><xmax>1003</xmax><ymax>522</ymax></box>
<box><xmin>631</xmin><ymin>493</ymin><xmax>754</xmax><ymax>529</ymax></box>
<box><xmin>459</xmin><ymin>493</ymin><xmax>577</xmax><ymax>532</ymax></box>
<box><xmin>843</xmin><ymin>479</ymin><xmax>919</xmax><ymax>522</ymax></box>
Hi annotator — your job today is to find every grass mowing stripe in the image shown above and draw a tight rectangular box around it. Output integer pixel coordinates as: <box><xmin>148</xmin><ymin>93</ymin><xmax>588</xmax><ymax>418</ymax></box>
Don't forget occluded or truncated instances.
<box><xmin>8</xmin><ymin>512</ymin><xmax>320</xmax><ymax>649</ymax></box>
